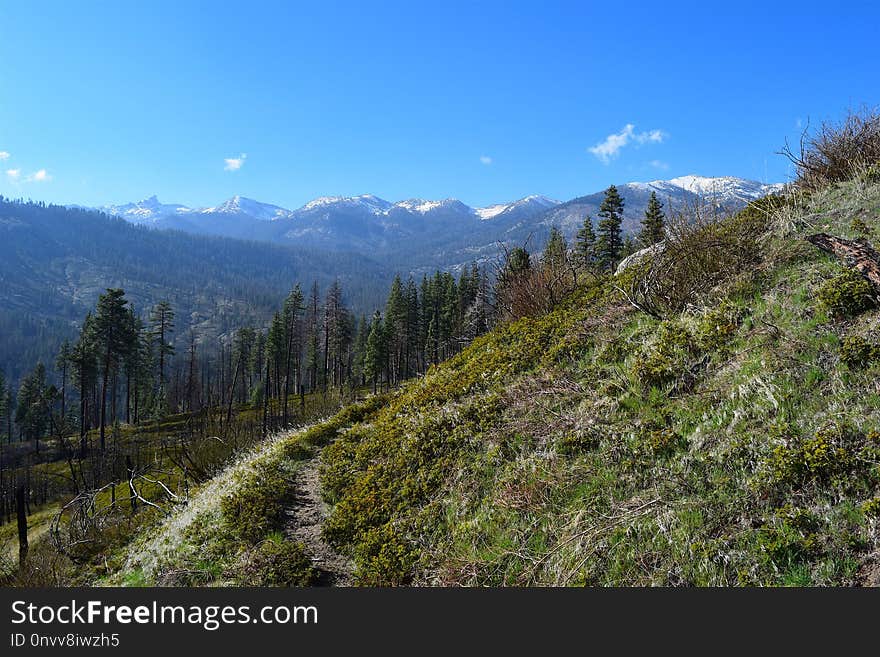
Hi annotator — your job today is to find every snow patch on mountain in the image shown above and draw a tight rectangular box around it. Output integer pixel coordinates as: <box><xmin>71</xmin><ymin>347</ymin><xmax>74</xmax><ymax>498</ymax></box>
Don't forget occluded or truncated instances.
<box><xmin>475</xmin><ymin>204</ymin><xmax>509</xmax><ymax>220</ymax></box>
<box><xmin>100</xmin><ymin>196</ymin><xmax>196</xmax><ymax>224</ymax></box>
<box><xmin>476</xmin><ymin>195</ymin><xmax>560</xmax><ymax>220</ymax></box>
<box><xmin>205</xmin><ymin>196</ymin><xmax>293</xmax><ymax>220</ymax></box>
<box><xmin>394</xmin><ymin>199</ymin><xmax>447</xmax><ymax>214</ymax></box>
<box><xmin>623</xmin><ymin>175</ymin><xmax>785</xmax><ymax>203</ymax></box>
<box><xmin>299</xmin><ymin>194</ymin><xmax>392</xmax><ymax>214</ymax></box>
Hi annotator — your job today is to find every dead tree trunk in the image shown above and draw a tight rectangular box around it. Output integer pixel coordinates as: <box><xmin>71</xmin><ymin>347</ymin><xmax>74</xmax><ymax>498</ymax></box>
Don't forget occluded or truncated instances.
<box><xmin>262</xmin><ymin>359</ymin><xmax>270</xmax><ymax>437</ymax></box>
<box><xmin>16</xmin><ymin>485</ymin><xmax>28</xmax><ymax>566</ymax></box>
<box><xmin>806</xmin><ymin>233</ymin><xmax>880</xmax><ymax>293</ymax></box>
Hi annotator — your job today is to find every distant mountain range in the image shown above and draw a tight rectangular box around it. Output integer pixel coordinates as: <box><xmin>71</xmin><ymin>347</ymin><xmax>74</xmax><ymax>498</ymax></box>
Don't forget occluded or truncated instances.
<box><xmin>94</xmin><ymin>175</ymin><xmax>784</xmax><ymax>271</ymax></box>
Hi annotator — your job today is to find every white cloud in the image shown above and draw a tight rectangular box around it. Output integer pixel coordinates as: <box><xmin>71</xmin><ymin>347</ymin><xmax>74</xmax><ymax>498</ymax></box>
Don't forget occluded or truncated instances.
<box><xmin>588</xmin><ymin>124</ymin><xmax>667</xmax><ymax>164</ymax></box>
<box><xmin>224</xmin><ymin>153</ymin><xmax>247</xmax><ymax>171</ymax></box>
<box><xmin>6</xmin><ymin>169</ymin><xmax>20</xmax><ymax>181</ymax></box>
<box><xmin>648</xmin><ymin>160</ymin><xmax>669</xmax><ymax>170</ymax></box>
<box><xmin>479</xmin><ymin>155</ymin><xmax>493</xmax><ymax>165</ymax></box>
<box><xmin>0</xmin><ymin>151</ymin><xmax>10</xmax><ymax>161</ymax></box>
<box><xmin>26</xmin><ymin>169</ymin><xmax>51</xmax><ymax>182</ymax></box>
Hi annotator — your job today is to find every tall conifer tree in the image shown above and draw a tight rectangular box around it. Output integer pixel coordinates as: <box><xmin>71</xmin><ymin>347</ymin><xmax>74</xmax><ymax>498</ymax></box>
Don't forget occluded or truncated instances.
<box><xmin>595</xmin><ymin>185</ymin><xmax>625</xmax><ymax>271</ymax></box>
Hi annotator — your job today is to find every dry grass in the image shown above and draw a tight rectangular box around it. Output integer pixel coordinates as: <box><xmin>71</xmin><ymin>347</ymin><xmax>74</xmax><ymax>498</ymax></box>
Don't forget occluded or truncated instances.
<box><xmin>782</xmin><ymin>108</ymin><xmax>880</xmax><ymax>191</ymax></box>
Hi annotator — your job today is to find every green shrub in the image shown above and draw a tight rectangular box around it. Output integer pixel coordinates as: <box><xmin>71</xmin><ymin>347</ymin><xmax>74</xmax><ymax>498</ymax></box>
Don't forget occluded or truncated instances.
<box><xmin>757</xmin><ymin>520</ymin><xmax>821</xmax><ymax>571</ymax></box>
<box><xmin>352</xmin><ymin>523</ymin><xmax>418</xmax><ymax>586</ymax></box>
<box><xmin>221</xmin><ymin>465</ymin><xmax>293</xmax><ymax>543</ymax></box>
<box><xmin>632</xmin><ymin>322</ymin><xmax>692</xmax><ymax>388</ymax></box>
<box><xmin>596</xmin><ymin>336</ymin><xmax>627</xmax><ymax>364</ymax></box>
<box><xmin>236</xmin><ymin>535</ymin><xmax>317</xmax><ymax>586</ymax></box>
<box><xmin>817</xmin><ymin>269</ymin><xmax>875</xmax><ymax>319</ymax></box>
<box><xmin>862</xmin><ymin>497</ymin><xmax>880</xmax><ymax>519</ymax></box>
<box><xmin>644</xmin><ymin>428</ymin><xmax>686</xmax><ymax>457</ymax></box>
<box><xmin>839</xmin><ymin>334</ymin><xmax>880</xmax><ymax>367</ymax></box>
<box><xmin>765</xmin><ymin>425</ymin><xmax>865</xmax><ymax>488</ymax></box>
<box><xmin>558</xmin><ymin>428</ymin><xmax>601</xmax><ymax>455</ymax></box>
<box><xmin>694</xmin><ymin>302</ymin><xmax>740</xmax><ymax>352</ymax></box>
<box><xmin>849</xmin><ymin>217</ymin><xmax>873</xmax><ymax>237</ymax></box>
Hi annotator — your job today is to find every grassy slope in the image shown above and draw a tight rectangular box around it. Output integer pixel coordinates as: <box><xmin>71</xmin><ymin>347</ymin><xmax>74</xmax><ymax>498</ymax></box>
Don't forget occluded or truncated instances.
<box><xmin>315</xmin><ymin>177</ymin><xmax>880</xmax><ymax>586</ymax></box>
<box><xmin>108</xmin><ymin>177</ymin><xmax>880</xmax><ymax>587</ymax></box>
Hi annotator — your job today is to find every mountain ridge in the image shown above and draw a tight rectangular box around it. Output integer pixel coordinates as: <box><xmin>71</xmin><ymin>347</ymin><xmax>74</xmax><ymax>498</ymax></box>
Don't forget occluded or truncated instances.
<box><xmin>90</xmin><ymin>175</ymin><xmax>784</xmax><ymax>271</ymax></box>
<box><xmin>97</xmin><ymin>175</ymin><xmax>782</xmax><ymax>226</ymax></box>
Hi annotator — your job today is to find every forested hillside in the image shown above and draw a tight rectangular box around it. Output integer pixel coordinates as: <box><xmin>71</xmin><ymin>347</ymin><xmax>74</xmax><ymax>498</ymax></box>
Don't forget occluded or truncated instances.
<box><xmin>0</xmin><ymin>199</ymin><xmax>390</xmax><ymax>385</ymax></box>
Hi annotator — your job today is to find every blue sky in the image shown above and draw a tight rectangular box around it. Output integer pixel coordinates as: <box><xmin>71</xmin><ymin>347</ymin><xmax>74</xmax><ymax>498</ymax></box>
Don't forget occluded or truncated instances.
<box><xmin>0</xmin><ymin>1</ymin><xmax>877</xmax><ymax>209</ymax></box>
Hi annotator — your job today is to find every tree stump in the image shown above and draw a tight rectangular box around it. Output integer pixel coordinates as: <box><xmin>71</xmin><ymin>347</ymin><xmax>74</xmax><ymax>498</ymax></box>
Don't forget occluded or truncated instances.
<box><xmin>806</xmin><ymin>233</ymin><xmax>880</xmax><ymax>293</ymax></box>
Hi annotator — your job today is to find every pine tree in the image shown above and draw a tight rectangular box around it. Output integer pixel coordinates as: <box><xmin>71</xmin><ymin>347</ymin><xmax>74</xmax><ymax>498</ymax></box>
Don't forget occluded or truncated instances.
<box><xmin>639</xmin><ymin>191</ymin><xmax>666</xmax><ymax>246</ymax></box>
<box><xmin>93</xmin><ymin>289</ymin><xmax>136</xmax><ymax>450</ymax></box>
<box><xmin>425</xmin><ymin>317</ymin><xmax>438</xmax><ymax>366</ymax></box>
<box><xmin>15</xmin><ymin>363</ymin><xmax>49</xmax><ymax>450</ymax></box>
<box><xmin>595</xmin><ymin>185</ymin><xmax>625</xmax><ymax>271</ymax></box>
<box><xmin>0</xmin><ymin>369</ymin><xmax>7</xmax><ymax>443</ymax></box>
<box><xmin>507</xmin><ymin>247</ymin><xmax>531</xmax><ymax>274</ymax></box>
<box><xmin>440</xmin><ymin>273</ymin><xmax>458</xmax><ymax>360</ymax></box>
<box><xmin>305</xmin><ymin>282</ymin><xmax>321</xmax><ymax>392</ymax></box>
<box><xmin>418</xmin><ymin>274</ymin><xmax>432</xmax><ymax>367</ymax></box>
<box><xmin>542</xmin><ymin>227</ymin><xmax>568</xmax><ymax>271</ymax></box>
<box><xmin>281</xmin><ymin>284</ymin><xmax>304</xmax><ymax>422</ymax></box>
<box><xmin>364</xmin><ymin>312</ymin><xmax>387</xmax><ymax>393</ymax></box>
<box><xmin>70</xmin><ymin>313</ymin><xmax>97</xmax><ymax>453</ymax></box>
<box><xmin>496</xmin><ymin>247</ymin><xmax>531</xmax><ymax>320</ymax></box>
<box><xmin>351</xmin><ymin>314</ymin><xmax>369</xmax><ymax>387</ymax></box>
<box><xmin>122</xmin><ymin>310</ymin><xmax>146</xmax><ymax>423</ymax></box>
<box><xmin>324</xmin><ymin>280</ymin><xmax>350</xmax><ymax>388</ymax></box>
<box><xmin>232</xmin><ymin>327</ymin><xmax>255</xmax><ymax>405</ymax></box>
<box><xmin>149</xmin><ymin>300</ymin><xmax>175</xmax><ymax>390</ymax></box>
<box><xmin>55</xmin><ymin>341</ymin><xmax>72</xmax><ymax>420</ymax></box>
<box><xmin>185</xmin><ymin>331</ymin><xmax>200</xmax><ymax>413</ymax></box>
<box><xmin>575</xmin><ymin>215</ymin><xmax>596</xmax><ymax>268</ymax></box>
<box><xmin>267</xmin><ymin>312</ymin><xmax>285</xmax><ymax>400</ymax></box>
<box><xmin>405</xmin><ymin>278</ymin><xmax>420</xmax><ymax>378</ymax></box>
<box><xmin>385</xmin><ymin>275</ymin><xmax>407</xmax><ymax>384</ymax></box>
<box><xmin>5</xmin><ymin>388</ymin><xmax>12</xmax><ymax>445</ymax></box>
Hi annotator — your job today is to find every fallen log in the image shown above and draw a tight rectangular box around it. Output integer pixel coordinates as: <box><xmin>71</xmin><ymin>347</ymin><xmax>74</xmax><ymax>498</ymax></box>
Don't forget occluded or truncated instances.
<box><xmin>806</xmin><ymin>232</ymin><xmax>880</xmax><ymax>293</ymax></box>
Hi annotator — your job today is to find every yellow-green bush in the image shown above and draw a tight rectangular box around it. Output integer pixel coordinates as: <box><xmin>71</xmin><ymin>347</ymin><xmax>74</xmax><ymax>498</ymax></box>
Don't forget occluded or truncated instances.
<box><xmin>862</xmin><ymin>497</ymin><xmax>880</xmax><ymax>518</ymax></box>
<box><xmin>236</xmin><ymin>535</ymin><xmax>316</xmax><ymax>586</ymax></box>
<box><xmin>351</xmin><ymin>523</ymin><xmax>418</xmax><ymax>586</ymax></box>
<box><xmin>764</xmin><ymin>424</ymin><xmax>879</xmax><ymax>492</ymax></box>
<box><xmin>644</xmin><ymin>428</ymin><xmax>686</xmax><ymax>457</ymax></box>
<box><xmin>221</xmin><ymin>464</ymin><xmax>293</xmax><ymax>544</ymax></box>
<box><xmin>817</xmin><ymin>269</ymin><xmax>876</xmax><ymax>319</ymax></box>
<box><xmin>558</xmin><ymin>428</ymin><xmax>601</xmax><ymax>454</ymax></box>
<box><xmin>631</xmin><ymin>321</ymin><xmax>694</xmax><ymax>388</ymax></box>
<box><xmin>849</xmin><ymin>217</ymin><xmax>873</xmax><ymax>237</ymax></box>
<box><xmin>757</xmin><ymin>515</ymin><xmax>822</xmax><ymax>570</ymax></box>
<box><xmin>694</xmin><ymin>302</ymin><xmax>740</xmax><ymax>353</ymax></box>
<box><xmin>838</xmin><ymin>334</ymin><xmax>880</xmax><ymax>368</ymax></box>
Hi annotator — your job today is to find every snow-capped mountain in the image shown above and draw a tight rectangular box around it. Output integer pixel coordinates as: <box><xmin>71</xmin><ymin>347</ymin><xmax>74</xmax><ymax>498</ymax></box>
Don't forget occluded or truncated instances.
<box><xmin>93</xmin><ymin>175</ymin><xmax>782</xmax><ymax>270</ymax></box>
<box><xmin>204</xmin><ymin>195</ymin><xmax>294</xmax><ymax>221</ymax></box>
<box><xmin>299</xmin><ymin>194</ymin><xmax>392</xmax><ymax>214</ymax></box>
<box><xmin>476</xmin><ymin>195</ymin><xmax>560</xmax><ymax>220</ymax></box>
<box><xmin>624</xmin><ymin>175</ymin><xmax>784</xmax><ymax>204</ymax></box>
<box><xmin>100</xmin><ymin>195</ymin><xmax>196</xmax><ymax>224</ymax></box>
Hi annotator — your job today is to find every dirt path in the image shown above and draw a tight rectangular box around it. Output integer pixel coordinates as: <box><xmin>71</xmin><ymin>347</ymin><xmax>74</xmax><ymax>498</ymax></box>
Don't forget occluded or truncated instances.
<box><xmin>285</xmin><ymin>455</ymin><xmax>354</xmax><ymax>586</ymax></box>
